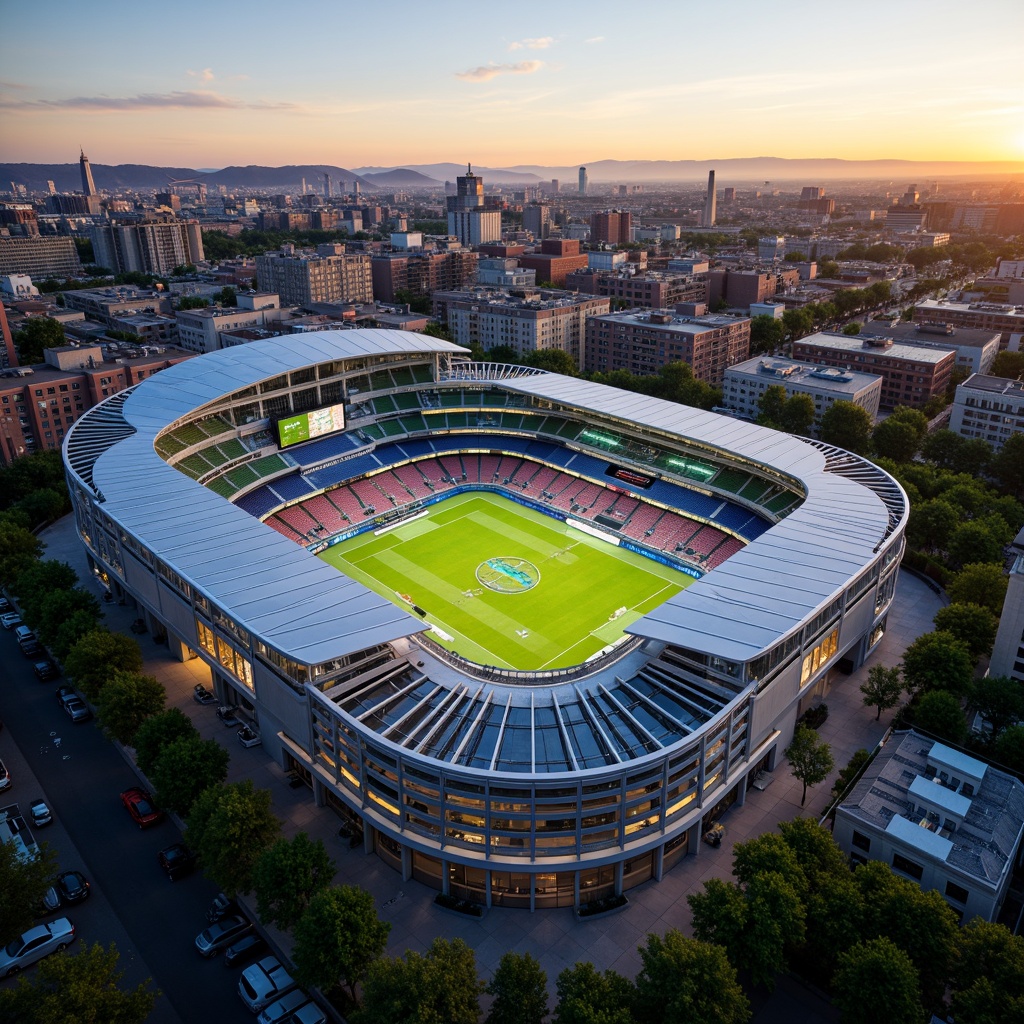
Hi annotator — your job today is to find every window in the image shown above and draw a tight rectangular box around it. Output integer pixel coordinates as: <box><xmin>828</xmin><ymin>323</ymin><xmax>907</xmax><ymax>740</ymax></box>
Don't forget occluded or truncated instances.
<box><xmin>892</xmin><ymin>853</ymin><xmax>923</xmax><ymax>880</ymax></box>
<box><xmin>851</xmin><ymin>831</ymin><xmax>871</xmax><ymax>852</ymax></box>
<box><xmin>945</xmin><ymin>881</ymin><xmax>969</xmax><ymax>904</ymax></box>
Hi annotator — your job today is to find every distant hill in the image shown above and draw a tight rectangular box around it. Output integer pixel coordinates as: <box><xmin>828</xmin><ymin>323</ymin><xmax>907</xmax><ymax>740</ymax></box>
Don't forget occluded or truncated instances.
<box><xmin>355</xmin><ymin>163</ymin><xmax>543</xmax><ymax>185</ymax></box>
<box><xmin>359</xmin><ymin>168</ymin><xmax>442</xmax><ymax>187</ymax></box>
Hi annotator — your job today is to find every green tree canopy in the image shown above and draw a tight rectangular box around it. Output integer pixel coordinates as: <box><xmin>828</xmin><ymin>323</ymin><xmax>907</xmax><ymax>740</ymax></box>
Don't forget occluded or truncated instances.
<box><xmin>782</xmin><ymin>307</ymin><xmax>814</xmax><ymax>341</ymax></box>
<box><xmin>756</xmin><ymin>385</ymin><xmax>787</xmax><ymax>428</ymax></box>
<box><xmin>969</xmin><ymin>676</ymin><xmax>1024</xmax><ymax>738</ymax></box>
<box><xmin>950</xmin><ymin>917</ymin><xmax>1024</xmax><ymax>1024</ymax></box>
<box><xmin>780</xmin><ymin>393</ymin><xmax>815</xmax><ymax>436</ymax></box>
<box><xmin>12</xmin><ymin>559</ymin><xmax>79</xmax><ymax>624</ymax></box>
<box><xmin>907</xmin><ymin>499</ymin><xmax>960</xmax><ymax>551</ymax></box>
<box><xmin>485</xmin><ymin>951</ymin><xmax>549</xmax><ymax>1024</ymax></box>
<box><xmin>995</xmin><ymin>725</ymin><xmax>1024</xmax><ymax>774</ymax></box>
<box><xmin>749</xmin><ymin>314</ymin><xmax>785</xmax><ymax>355</ymax></box>
<box><xmin>150</xmin><ymin>734</ymin><xmax>230</xmax><ymax>816</ymax></box>
<box><xmin>819</xmin><ymin>401</ymin><xmax>874</xmax><ymax>454</ymax></box>
<box><xmin>990</xmin><ymin>433</ymin><xmax>1024</xmax><ymax>499</ymax></box>
<box><xmin>0</xmin><ymin>515</ymin><xmax>44</xmax><ymax>589</ymax></box>
<box><xmin>901</xmin><ymin>630</ymin><xmax>975</xmax><ymax>695</ymax></box>
<box><xmin>292</xmin><ymin>885</ymin><xmax>390</xmax><ymax>1002</ymax></box>
<box><xmin>0</xmin><ymin>839</ymin><xmax>58</xmax><ymax>947</ymax></box>
<box><xmin>13</xmin><ymin>316</ymin><xmax>65</xmax><ymax>364</ymax></box>
<box><xmin>633</xmin><ymin>930</ymin><xmax>749</xmax><ymax>1024</ymax></box>
<box><xmin>933</xmin><ymin>603</ymin><xmax>999</xmax><ymax>661</ymax></box>
<box><xmin>34</xmin><ymin>587</ymin><xmax>102</xmax><ymax>655</ymax></box>
<box><xmin>912</xmin><ymin>689</ymin><xmax>967</xmax><ymax>744</ymax></box>
<box><xmin>551</xmin><ymin>962</ymin><xmax>635</xmax><ymax>1024</ymax></box>
<box><xmin>132</xmin><ymin>708</ymin><xmax>198</xmax><ymax>776</ymax></box>
<box><xmin>859</xmin><ymin>664</ymin><xmax>903</xmax><ymax>720</ymax></box>
<box><xmin>63</xmin><ymin>629</ymin><xmax>144</xmax><ymax>700</ymax></box>
<box><xmin>947</xmin><ymin>520</ymin><xmax>1008</xmax><ymax>569</ymax></box>
<box><xmin>185</xmin><ymin>780</ymin><xmax>280</xmax><ymax>896</ymax></box>
<box><xmin>94</xmin><ymin>670</ymin><xmax>166</xmax><ymax>746</ymax></box>
<box><xmin>947</xmin><ymin>562</ymin><xmax>1009</xmax><ymax>615</ymax></box>
<box><xmin>785</xmin><ymin>724</ymin><xmax>835</xmax><ymax>806</ymax></box>
<box><xmin>990</xmin><ymin>350</ymin><xmax>1024</xmax><ymax>379</ymax></box>
<box><xmin>871</xmin><ymin>417</ymin><xmax>921</xmax><ymax>463</ymax></box>
<box><xmin>0</xmin><ymin>942</ymin><xmax>156</xmax><ymax>1024</ymax></box>
<box><xmin>355</xmin><ymin>937</ymin><xmax>483</xmax><ymax>1024</ymax></box>
<box><xmin>832</xmin><ymin>937</ymin><xmax>924</xmax><ymax>1024</ymax></box>
<box><xmin>252</xmin><ymin>832</ymin><xmax>336</xmax><ymax>933</ymax></box>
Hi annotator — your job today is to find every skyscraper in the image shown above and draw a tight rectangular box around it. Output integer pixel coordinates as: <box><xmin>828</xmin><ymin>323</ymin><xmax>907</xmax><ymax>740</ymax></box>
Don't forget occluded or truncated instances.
<box><xmin>578</xmin><ymin>166</ymin><xmax>588</xmax><ymax>195</ymax></box>
<box><xmin>703</xmin><ymin>170</ymin><xmax>716</xmax><ymax>228</ymax></box>
<box><xmin>447</xmin><ymin>165</ymin><xmax>501</xmax><ymax>246</ymax></box>
<box><xmin>79</xmin><ymin>149</ymin><xmax>97</xmax><ymax>197</ymax></box>
<box><xmin>324</xmin><ymin>173</ymin><xmax>332</xmax><ymax>198</ymax></box>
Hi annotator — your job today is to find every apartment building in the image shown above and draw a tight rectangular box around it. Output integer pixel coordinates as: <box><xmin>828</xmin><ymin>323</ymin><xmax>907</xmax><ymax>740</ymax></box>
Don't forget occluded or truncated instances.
<box><xmin>791</xmin><ymin>331</ymin><xmax>954</xmax><ymax>410</ymax></box>
<box><xmin>518</xmin><ymin>240</ymin><xmax>589</xmax><ymax>288</ymax></box>
<box><xmin>565</xmin><ymin>269</ymin><xmax>708</xmax><ymax>309</ymax></box>
<box><xmin>255</xmin><ymin>249</ymin><xmax>373</xmax><ymax>306</ymax></box>
<box><xmin>89</xmin><ymin>216</ymin><xmax>204</xmax><ymax>276</ymax></box>
<box><xmin>0</xmin><ymin>236</ymin><xmax>82</xmax><ymax>279</ymax></box>
<box><xmin>864</xmin><ymin>321</ymin><xmax>1001</xmax><ymax>376</ymax></box>
<box><xmin>61</xmin><ymin>287</ymin><xmax>173</xmax><ymax>326</ymax></box>
<box><xmin>915</xmin><ymin>300</ymin><xmax>1024</xmax><ymax>349</ymax></box>
<box><xmin>948</xmin><ymin>373</ymin><xmax>1024</xmax><ymax>450</ymax></box>
<box><xmin>370</xmin><ymin>249</ymin><xmax>478</xmax><ymax>302</ymax></box>
<box><xmin>590</xmin><ymin>210</ymin><xmax>633</xmax><ymax>246</ymax></box>
<box><xmin>584</xmin><ymin>309</ymin><xmax>751</xmax><ymax>383</ymax></box>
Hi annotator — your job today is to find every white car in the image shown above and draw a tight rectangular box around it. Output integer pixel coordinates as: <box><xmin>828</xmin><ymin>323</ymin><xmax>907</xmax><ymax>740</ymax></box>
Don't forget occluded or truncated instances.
<box><xmin>290</xmin><ymin>1002</ymin><xmax>327</xmax><ymax>1024</ymax></box>
<box><xmin>256</xmin><ymin>987</ymin><xmax>309</xmax><ymax>1024</ymax></box>
<box><xmin>0</xmin><ymin>612</ymin><xmax>21</xmax><ymax>629</ymax></box>
<box><xmin>30</xmin><ymin>799</ymin><xmax>53</xmax><ymax>827</ymax></box>
<box><xmin>0</xmin><ymin>918</ymin><xmax>76</xmax><ymax>976</ymax></box>
<box><xmin>239</xmin><ymin>957</ymin><xmax>297</xmax><ymax>1013</ymax></box>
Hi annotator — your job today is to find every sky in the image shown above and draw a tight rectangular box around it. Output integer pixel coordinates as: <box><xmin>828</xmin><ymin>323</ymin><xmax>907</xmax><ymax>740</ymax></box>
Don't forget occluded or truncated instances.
<box><xmin>3</xmin><ymin>0</ymin><xmax>1023</xmax><ymax>172</ymax></box>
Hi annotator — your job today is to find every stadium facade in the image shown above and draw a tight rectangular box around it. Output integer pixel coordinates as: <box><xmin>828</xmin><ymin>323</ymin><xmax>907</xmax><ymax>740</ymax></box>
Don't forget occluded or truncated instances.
<box><xmin>63</xmin><ymin>331</ymin><xmax>908</xmax><ymax>910</ymax></box>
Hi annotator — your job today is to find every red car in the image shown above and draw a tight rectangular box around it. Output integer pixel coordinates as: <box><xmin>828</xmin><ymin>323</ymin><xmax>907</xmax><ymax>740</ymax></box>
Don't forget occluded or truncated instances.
<box><xmin>120</xmin><ymin>787</ymin><xmax>165</xmax><ymax>829</ymax></box>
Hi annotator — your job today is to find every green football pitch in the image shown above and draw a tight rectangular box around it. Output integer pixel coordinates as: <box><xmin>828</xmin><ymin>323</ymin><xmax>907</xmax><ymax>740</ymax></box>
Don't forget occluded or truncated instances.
<box><xmin>318</xmin><ymin>492</ymin><xmax>696</xmax><ymax>671</ymax></box>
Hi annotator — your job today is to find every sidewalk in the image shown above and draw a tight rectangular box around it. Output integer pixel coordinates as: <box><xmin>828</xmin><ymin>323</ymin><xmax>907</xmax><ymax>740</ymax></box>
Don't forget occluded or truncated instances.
<box><xmin>40</xmin><ymin>514</ymin><xmax>944</xmax><ymax>989</ymax></box>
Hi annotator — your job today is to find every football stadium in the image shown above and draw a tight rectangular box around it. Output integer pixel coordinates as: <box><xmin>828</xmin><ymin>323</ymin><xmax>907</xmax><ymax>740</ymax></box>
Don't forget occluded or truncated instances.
<box><xmin>64</xmin><ymin>331</ymin><xmax>908</xmax><ymax>909</ymax></box>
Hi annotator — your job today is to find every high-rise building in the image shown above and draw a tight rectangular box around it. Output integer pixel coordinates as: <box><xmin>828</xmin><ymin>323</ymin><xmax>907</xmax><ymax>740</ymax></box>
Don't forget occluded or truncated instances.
<box><xmin>255</xmin><ymin>249</ymin><xmax>373</xmax><ymax>306</ymax></box>
<box><xmin>523</xmin><ymin>203</ymin><xmax>551</xmax><ymax>240</ymax></box>
<box><xmin>446</xmin><ymin>164</ymin><xmax>501</xmax><ymax>246</ymax></box>
<box><xmin>590</xmin><ymin>210</ymin><xmax>632</xmax><ymax>246</ymax></box>
<box><xmin>89</xmin><ymin>216</ymin><xmax>204</xmax><ymax>276</ymax></box>
<box><xmin>79</xmin><ymin>149</ymin><xmax>97</xmax><ymax>197</ymax></box>
<box><xmin>578</xmin><ymin>166</ymin><xmax>588</xmax><ymax>195</ymax></box>
<box><xmin>324</xmin><ymin>173</ymin><xmax>332</xmax><ymax>198</ymax></box>
<box><xmin>703</xmin><ymin>170</ymin><xmax>716</xmax><ymax>227</ymax></box>
<box><xmin>46</xmin><ymin>180</ymin><xmax>56</xmax><ymax>195</ymax></box>
<box><xmin>0</xmin><ymin>236</ymin><xmax>82</xmax><ymax>279</ymax></box>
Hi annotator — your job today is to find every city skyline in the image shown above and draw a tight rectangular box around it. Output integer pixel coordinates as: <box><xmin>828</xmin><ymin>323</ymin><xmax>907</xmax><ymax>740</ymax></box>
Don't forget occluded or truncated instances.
<box><xmin>3</xmin><ymin>0</ymin><xmax>1023</xmax><ymax>170</ymax></box>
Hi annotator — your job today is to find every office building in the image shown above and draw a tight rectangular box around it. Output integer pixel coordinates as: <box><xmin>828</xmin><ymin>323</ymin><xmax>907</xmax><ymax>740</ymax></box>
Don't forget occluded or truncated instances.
<box><xmin>518</xmin><ymin>240</ymin><xmax>588</xmax><ymax>288</ymax></box>
<box><xmin>522</xmin><ymin>204</ymin><xmax>551</xmax><ymax>240</ymax></box>
<box><xmin>79</xmin><ymin>149</ymin><xmax>97</xmax><ymax>197</ymax></box>
<box><xmin>90</xmin><ymin>216</ymin><xmax>205</xmax><ymax>276</ymax></box>
<box><xmin>948</xmin><ymin>373</ymin><xmax>1024</xmax><ymax>450</ymax></box>
<box><xmin>446</xmin><ymin>165</ymin><xmax>502</xmax><ymax>247</ymax></box>
<box><xmin>863</xmin><ymin>321</ymin><xmax>1000</xmax><ymax>376</ymax></box>
<box><xmin>991</xmin><ymin>527</ymin><xmax>1024</xmax><ymax>687</ymax></box>
<box><xmin>585</xmin><ymin>309</ymin><xmax>750</xmax><ymax>383</ymax></box>
<box><xmin>370</xmin><ymin>249</ymin><xmax>478</xmax><ymax>303</ymax></box>
<box><xmin>590</xmin><ymin>210</ymin><xmax>633</xmax><ymax>246</ymax></box>
<box><xmin>175</xmin><ymin>296</ymin><xmax>284</xmax><ymax>354</ymax></box>
<box><xmin>708</xmin><ymin>268</ymin><xmax>788</xmax><ymax>309</ymax></box>
<box><xmin>565</xmin><ymin>269</ymin><xmax>708</xmax><ymax>310</ymax></box>
<box><xmin>433</xmin><ymin>288</ymin><xmax>609</xmax><ymax>364</ymax></box>
<box><xmin>791</xmin><ymin>331</ymin><xmax>955</xmax><ymax>410</ymax></box>
<box><xmin>255</xmin><ymin>249</ymin><xmax>373</xmax><ymax>306</ymax></box>
<box><xmin>578</xmin><ymin>166</ymin><xmax>588</xmax><ymax>195</ymax></box>
<box><xmin>60</xmin><ymin>287</ymin><xmax>173</xmax><ymax>326</ymax></box>
<box><xmin>0</xmin><ymin>236</ymin><xmax>82</xmax><ymax>279</ymax></box>
<box><xmin>834</xmin><ymin>731</ymin><xmax>1024</xmax><ymax>924</ymax></box>
<box><xmin>915</xmin><ymin>300</ymin><xmax>1024</xmax><ymax>349</ymax></box>
<box><xmin>722</xmin><ymin>356</ymin><xmax>882</xmax><ymax>432</ymax></box>
<box><xmin>703</xmin><ymin>170</ymin><xmax>716</xmax><ymax>227</ymax></box>
<box><xmin>476</xmin><ymin>258</ymin><xmax>536</xmax><ymax>288</ymax></box>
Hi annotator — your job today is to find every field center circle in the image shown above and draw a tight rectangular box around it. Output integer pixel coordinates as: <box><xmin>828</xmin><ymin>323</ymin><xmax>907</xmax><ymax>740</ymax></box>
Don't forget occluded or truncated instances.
<box><xmin>475</xmin><ymin>556</ymin><xmax>540</xmax><ymax>594</ymax></box>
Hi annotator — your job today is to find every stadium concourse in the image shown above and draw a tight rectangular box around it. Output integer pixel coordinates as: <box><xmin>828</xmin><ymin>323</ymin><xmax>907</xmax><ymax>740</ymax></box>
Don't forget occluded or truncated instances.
<box><xmin>63</xmin><ymin>330</ymin><xmax>908</xmax><ymax>915</ymax></box>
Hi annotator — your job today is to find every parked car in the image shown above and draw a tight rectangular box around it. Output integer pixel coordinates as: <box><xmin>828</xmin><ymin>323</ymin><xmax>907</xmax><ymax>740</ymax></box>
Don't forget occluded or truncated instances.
<box><xmin>64</xmin><ymin>697</ymin><xmax>93</xmax><ymax>723</ymax></box>
<box><xmin>193</xmin><ymin>684</ymin><xmax>217</xmax><ymax>705</ymax></box>
<box><xmin>55</xmin><ymin>870</ymin><xmax>90</xmax><ymax>904</ymax></box>
<box><xmin>1</xmin><ymin>612</ymin><xmax>22</xmax><ymax>629</ymax></box>
<box><xmin>158</xmin><ymin>842</ymin><xmax>196</xmax><ymax>881</ymax></box>
<box><xmin>55</xmin><ymin>685</ymin><xmax>75</xmax><ymax>706</ymax></box>
<box><xmin>119</xmin><ymin>787</ymin><xmax>165</xmax><ymax>829</ymax></box>
<box><xmin>237</xmin><ymin>725</ymin><xmax>261</xmax><ymax>748</ymax></box>
<box><xmin>0</xmin><ymin>595</ymin><xmax>10</xmax><ymax>613</ymax></box>
<box><xmin>207</xmin><ymin>892</ymin><xmax>238</xmax><ymax>923</ymax></box>
<box><xmin>29</xmin><ymin>799</ymin><xmax>52</xmax><ymax>827</ymax></box>
<box><xmin>238</xmin><ymin>957</ymin><xmax>297</xmax><ymax>1013</ymax></box>
<box><xmin>195</xmin><ymin>914</ymin><xmax>252</xmax><ymax>958</ymax></box>
<box><xmin>216</xmin><ymin>706</ymin><xmax>241</xmax><ymax>727</ymax></box>
<box><xmin>223</xmin><ymin>933</ymin><xmax>268</xmax><ymax>970</ymax></box>
<box><xmin>20</xmin><ymin>639</ymin><xmax>43</xmax><ymax>658</ymax></box>
<box><xmin>0</xmin><ymin>918</ymin><xmax>76</xmax><ymax>976</ymax></box>
<box><xmin>290</xmin><ymin>1002</ymin><xmax>327</xmax><ymax>1024</ymax></box>
<box><xmin>256</xmin><ymin>988</ymin><xmax>309</xmax><ymax>1024</ymax></box>
<box><xmin>36</xmin><ymin>886</ymin><xmax>61</xmax><ymax>917</ymax></box>
<box><xmin>0</xmin><ymin>759</ymin><xmax>10</xmax><ymax>791</ymax></box>
<box><xmin>33</xmin><ymin>659</ymin><xmax>58</xmax><ymax>681</ymax></box>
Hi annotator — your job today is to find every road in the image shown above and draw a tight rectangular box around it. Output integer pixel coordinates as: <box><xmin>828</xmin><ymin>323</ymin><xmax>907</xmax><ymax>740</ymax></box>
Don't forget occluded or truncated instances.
<box><xmin>0</xmin><ymin>624</ymin><xmax>256</xmax><ymax>1023</ymax></box>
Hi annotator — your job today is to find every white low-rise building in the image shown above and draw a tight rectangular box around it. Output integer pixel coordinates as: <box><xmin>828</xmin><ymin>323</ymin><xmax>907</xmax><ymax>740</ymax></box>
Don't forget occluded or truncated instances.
<box><xmin>948</xmin><ymin>373</ymin><xmax>1024</xmax><ymax>450</ymax></box>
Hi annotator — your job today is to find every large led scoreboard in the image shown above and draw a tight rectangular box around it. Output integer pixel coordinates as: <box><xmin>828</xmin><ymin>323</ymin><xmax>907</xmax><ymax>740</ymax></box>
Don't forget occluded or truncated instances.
<box><xmin>276</xmin><ymin>403</ymin><xmax>347</xmax><ymax>449</ymax></box>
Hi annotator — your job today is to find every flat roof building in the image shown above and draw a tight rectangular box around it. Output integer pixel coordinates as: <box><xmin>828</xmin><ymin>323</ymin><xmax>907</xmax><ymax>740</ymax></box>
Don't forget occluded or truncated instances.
<box><xmin>255</xmin><ymin>250</ymin><xmax>373</xmax><ymax>307</ymax></box>
<box><xmin>722</xmin><ymin>356</ymin><xmax>882</xmax><ymax>432</ymax></box>
<box><xmin>862</xmin><ymin>321</ymin><xmax>1001</xmax><ymax>376</ymax></box>
<box><xmin>948</xmin><ymin>373</ymin><xmax>1024</xmax><ymax>450</ymax></box>
<box><xmin>834</xmin><ymin>731</ymin><xmax>1024</xmax><ymax>923</ymax></box>
<box><xmin>915</xmin><ymin>299</ymin><xmax>1024</xmax><ymax>349</ymax></box>
<box><xmin>565</xmin><ymin>269</ymin><xmax>708</xmax><ymax>310</ymax></box>
<box><xmin>791</xmin><ymin>331</ymin><xmax>955</xmax><ymax>410</ymax></box>
<box><xmin>0</xmin><ymin>236</ymin><xmax>82</xmax><ymax>279</ymax></box>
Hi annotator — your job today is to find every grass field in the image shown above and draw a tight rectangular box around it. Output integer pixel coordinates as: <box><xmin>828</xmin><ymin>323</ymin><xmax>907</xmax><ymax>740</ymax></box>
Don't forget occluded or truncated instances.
<box><xmin>319</xmin><ymin>492</ymin><xmax>695</xmax><ymax>671</ymax></box>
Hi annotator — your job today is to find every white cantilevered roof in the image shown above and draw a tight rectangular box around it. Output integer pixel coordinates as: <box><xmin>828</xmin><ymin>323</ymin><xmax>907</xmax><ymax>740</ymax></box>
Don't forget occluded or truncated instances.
<box><xmin>501</xmin><ymin>373</ymin><xmax>900</xmax><ymax>663</ymax></box>
<box><xmin>89</xmin><ymin>332</ymin><xmax>467</xmax><ymax>666</ymax></box>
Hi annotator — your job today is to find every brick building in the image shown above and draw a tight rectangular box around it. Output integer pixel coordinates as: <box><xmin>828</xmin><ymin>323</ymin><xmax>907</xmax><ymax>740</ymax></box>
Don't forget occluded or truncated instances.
<box><xmin>370</xmin><ymin>249</ymin><xmax>478</xmax><ymax>302</ymax></box>
<box><xmin>590</xmin><ymin>210</ymin><xmax>633</xmax><ymax>246</ymax></box>
<box><xmin>255</xmin><ymin>249</ymin><xmax>373</xmax><ymax>306</ymax></box>
<box><xmin>564</xmin><ymin>269</ymin><xmax>707</xmax><ymax>309</ymax></box>
<box><xmin>518</xmin><ymin>240</ymin><xmax>589</xmax><ymax>288</ymax></box>
<box><xmin>914</xmin><ymin>300</ymin><xmax>1024</xmax><ymax>349</ymax></box>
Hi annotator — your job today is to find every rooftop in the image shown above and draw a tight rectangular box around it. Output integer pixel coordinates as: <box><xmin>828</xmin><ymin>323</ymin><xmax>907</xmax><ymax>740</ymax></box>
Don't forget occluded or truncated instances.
<box><xmin>591</xmin><ymin>309</ymin><xmax>747</xmax><ymax>334</ymax></box>
<box><xmin>865</xmin><ymin>321</ymin><xmax>1001</xmax><ymax>348</ymax></box>
<box><xmin>796</xmin><ymin>331</ymin><xmax>956</xmax><ymax>364</ymax></box>
<box><xmin>917</xmin><ymin>299</ymin><xmax>1024</xmax><ymax>317</ymax></box>
<box><xmin>725</xmin><ymin>356</ymin><xmax>882</xmax><ymax>394</ymax></box>
<box><xmin>957</xmin><ymin>373</ymin><xmax>1024</xmax><ymax>398</ymax></box>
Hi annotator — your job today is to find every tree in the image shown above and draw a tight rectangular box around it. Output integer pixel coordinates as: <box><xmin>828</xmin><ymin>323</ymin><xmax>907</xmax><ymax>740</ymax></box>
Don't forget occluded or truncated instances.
<box><xmin>216</xmin><ymin>286</ymin><xmax>237</xmax><ymax>307</ymax></box>
<box><xmin>552</xmin><ymin>962</ymin><xmax>635</xmax><ymax>1024</ymax></box>
<box><xmin>901</xmin><ymin>631</ymin><xmax>975</xmax><ymax>695</ymax></box>
<box><xmin>185</xmin><ymin>780</ymin><xmax>280</xmax><ymax>896</ymax></box>
<box><xmin>485</xmin><ymin>951</ymin><xmax>549</xmax><ymax>1024</ymax></box>
<box><xmin>0</xmin><ymin>516</ymin><xmax>44</xmax><ymax>588</ymax></box>
<box><xmin>749</xmin><ymin>314</ymin><xmax>785</xmax><ymax>356</ymax></box>
<box><xmin>0</xmin><ymin>840</ymin><xmax>58</xmax><ymax>947</ymax></box>
<box><xmin>933</xmin><ymin>603</ymin><xmax>999</xmax><ymax>661</ymax></box>
<box><xmin>818</xmin><ymin>401</ymin><xmax>873</xmax><ymax>454</ymax></box>
<box><xmin>420</xmin><ymin>321</ymin><xmax>452</xmax><ymax>342</ymax></box>
<box><xmin>526</xmin><ymin>349</ymin><xmax>576</xmax><ymax>376</ymax></box>
<box><xmin>830</xmin><ymin>748</ymin><xmax>873</xmax><ymax>802</ymax></box>
<box><xmin>785</xmin><ymin>725</ymin><xmax>834</xmax><ymax>806</ymax></box>
<box><xmin>912</xmin><ymin>689</ymin><xmax>967</xmax><ymax>744</ymax></box>
<box><xmin>756</xmin><ymin>385</ymin><xmax>787</xmax><ymax>428</ymax></box>
<box><xmin>177</xmin><ymin>295</ymin><xmax>209</xmax><ymax>310</ymax></box>
<box><xmin>34</xmin><ymin>587</ymin><xmax>102</xmax><ymax>653</ymax></box>
<box><xmin>991</xmin><ymin>433</ymin><xmax>1024</xmax><ymax>499</ymax></box>
<box><xmin>947</xmin><ymin>562</ymin><xmax>1008</xmax><ymax>615</ymax></box>
<box><xmin>970</xmin><ymin>676</ymin><xmax>1024</xmax><ymax>738</ymax></box>
<box><xmin>94</xmin><ymin>670</ymin><xmax>166</xmax><ymax>745</ymax></box>
<box><xmin>832</xmin><ymin>937</ymin><xmax>924</xmax><ymax>1024</ymax></box>
<box><xmin>292</xmin><ymin>885</ymin><xmax>390</xmax><ymax>1002</ymax></box>
<box><xmin>355</xmin><ymin>937</ymin><xmax>483</xmax><ymax>1024</ymax></box>
<box><xmin>0</xmin><ymin>942</ymin><xmax>156</xmax><ymax>1024</ymax></box>
<box><xmin>150</xmin><ymin>734</ymin><xmax>230</xmax><ymax>816</ymax></box>
<box><xmin>782</xmin><ymin>307</ymin><xmax>814</xmax><ymax>341</ymax></box>
<box><xmin>13</xmin><ymin>487</ymin><xmax>69</xmax><ymax>529</ymax></box>
<box><xmin>13</xmin><ymin>317</ymin><xmax>65</xmax><ymax>364</ymax></box>
<box><xmin>990</xmin><ymin>350</ymin><xmax>1024</xmax><ymax>380</ymax></box>
<box><xmin>132</xmin><ymin>708</ymin><xmax>198</xmax><ymax>776</ymax></box>
<box><xmin>12</xmin><ymin>559</ymin><xmax>79</xmax><ymax>624</ymax></box>
<box><xmin>907</xmin><ymin>499</ymin><xmax>960</xmax><ymax>551</ymax></box>
<box><xmin>252</xmin><ymin>832</ymin><xmax>335</xmax><ymax>933</ymax></box>
<box><xmin>871</xmin><ymin>418</ymin><xmax>921</xmax><ymax>463</ymax></box>
<box><xmin>633</xmin><ymin>930</ymin><xmax>749</xmax><ymax>1024</ymax></box>
<box><xmin>841</xmin><ymin>322</ymin><xmax>861</xmax><ymax>335</ymax></box>
<box><xmin>780</xmin><ymin>393</ymin><xmax>815</xmax><ymax>436</ymax></box>
<box><xmin>950</xmin><ymin>918</ymin><xmax>1024</xmax><ymax>1024</ymax></box>
<box><xmin>995</xmin><ymin>726</ymin><xmax>1024</xmax><ymax>773</ymax></box>
<box><xmin>63</xmin><ymin>629</ymin><xmax>144</xmax><ymax>700</ymax></box>
<box><xmin>860</xmin><ymin>664</ymin><xmax>903</xmax><ymax>720</ymax></box>
<box><xmin>947</xmin><ymin>521</ymin><xmax>1007</xmax><ymax>568</ymax></box>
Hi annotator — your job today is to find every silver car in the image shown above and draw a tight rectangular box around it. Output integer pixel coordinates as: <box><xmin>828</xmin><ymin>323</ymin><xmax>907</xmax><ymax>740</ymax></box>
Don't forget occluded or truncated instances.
<box><xmin>1</xmin><ymin>918</ymin><xmax>76</xmax><ymax>976</ymax></box>
<box><xmin>195</xmin><ymin>914</ymin><xmax>252</xmax><ymax>957</ymax></box>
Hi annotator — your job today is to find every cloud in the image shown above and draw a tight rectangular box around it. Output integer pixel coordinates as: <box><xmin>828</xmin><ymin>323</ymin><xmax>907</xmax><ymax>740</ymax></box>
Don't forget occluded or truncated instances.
<box><xmin>187</xmin><ymin>68</ymin><xmax>216</xmax><ymax>83</ymax></box>
<box><xmin>0</xmin><ymin>90</ymin><xmax>298</xmax><ymax>111</ymax></box>
<box><xmin>508</xmin><ymin>37</ymin><xmax>553</xmax><ymax>51</ymax></box>
<box><xmin>585</xmin><ymin>36</ymin><xmax>605</xmax><ymax>44</ymax></box>
<box><xmin>455</xmin><ymin>61</ymin><xmax>544</xmax><ymax>82</ymax></box>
